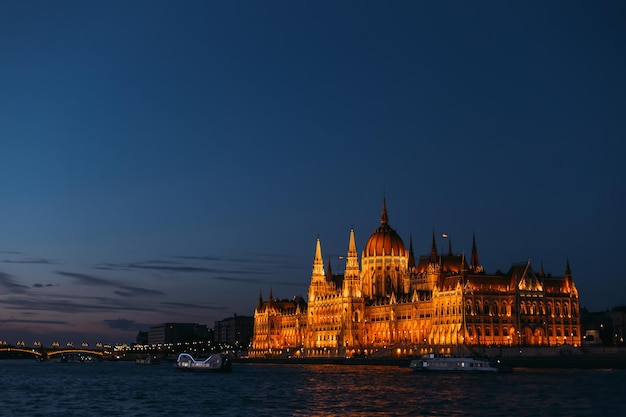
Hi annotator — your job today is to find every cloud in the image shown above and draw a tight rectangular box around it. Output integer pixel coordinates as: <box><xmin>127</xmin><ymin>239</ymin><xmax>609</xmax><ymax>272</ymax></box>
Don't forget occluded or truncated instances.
<box><xmin>102</xmin><ymin>318</ymin><xmax>149</xmax><ymax>332</ymax></box>
<box><xmin>0</xmin><ymin>272</ymin><xmax>30</xmax><ymax>294</ymax></box>
<box><xmin>55</xmin><ymin>271</ymin><xmax>164</xmax><ymax>297</ymax></box>
<box><xmin>97</xmin><ymin>262</ymin><xmax>239</xmax><ymax>274</ymax></box>
<box><xmin>0</xmin><ymin>295</ymin><xmax>159</xmax><ymax>315</ymax></box>
<box><xmin>32</xmin><ymin>283</ymin><xmax>53</xmax><ymax>288</ymax></box>
<box><xmin>1</xmin><ymin>258</ymin><xmax>55</xmax><ymax>264</ymax></box>
<box><xmin>160</xmin><ymin>301</ymin><xmax>229</xmax><ymax>311</ymax></box>
<box><xmin>0</xmin><ymin>318</ymin><xmax>68</xmax><ymax>325</ymax></box>
<box><xmin>98</xmin><ymin>254</ymin><xmax>279</xmax><ymax>276</ymax></box>
<box><xmin>55</xmin><ymin>271</ymin><xmax>113</xmax><ymax>286</ymax></box>
<box><xmin>211</xmin><ymin>275</ymin><xmax>266</xmax><ymax>284</ymax></box>
<box><xmin>114</xmin><ymin>285</ymin><xmax>164</xmax><ymax>297</ymax></box>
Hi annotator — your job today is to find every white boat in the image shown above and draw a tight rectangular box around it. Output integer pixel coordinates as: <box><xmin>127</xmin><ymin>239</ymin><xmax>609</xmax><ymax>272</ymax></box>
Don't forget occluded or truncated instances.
<box><xmin>135</xmin><ymin>355</ymin><xmax>159</xmax><ymax>365</ymax></box>
<box><xmin>409</xmin><ymin>353</ymin><xmax>500</xmax><ymax>372</ymax></box>
<box><xmin>175</xmin><ymin>353</ymin><xmax>232</xmax><ymax>372</ymax></box>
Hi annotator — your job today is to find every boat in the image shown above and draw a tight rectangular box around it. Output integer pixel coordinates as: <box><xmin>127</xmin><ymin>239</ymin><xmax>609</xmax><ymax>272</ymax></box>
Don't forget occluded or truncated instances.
<box><xmin>175</xmin><ymin>353</ymin><xmax>232</xmax><ymax>372</ymax></box>
<box><xmin>135</xmin><ymin>355</ymin><xmax>159</xmax><ymax>365</ymax></box>
<box><xmin>409</xmin><ymin>353</ymin><xmax>500</xmax><ymax>373</ymax></box>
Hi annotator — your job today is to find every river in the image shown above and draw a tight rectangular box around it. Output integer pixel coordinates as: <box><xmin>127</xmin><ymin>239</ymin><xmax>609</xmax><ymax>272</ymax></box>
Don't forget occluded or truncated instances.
<box><xmin>1</xmin><ymin>359</ymin><xmax>624</xmax><ymax>416</ymax></box>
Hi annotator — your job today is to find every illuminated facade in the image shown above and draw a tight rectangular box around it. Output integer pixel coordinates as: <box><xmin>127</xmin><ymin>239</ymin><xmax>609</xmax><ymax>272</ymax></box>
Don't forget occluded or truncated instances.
<box><xmin>250</xmin><ymin>201</ymin><xmax>581</xmax><ymax>357</ymax></box>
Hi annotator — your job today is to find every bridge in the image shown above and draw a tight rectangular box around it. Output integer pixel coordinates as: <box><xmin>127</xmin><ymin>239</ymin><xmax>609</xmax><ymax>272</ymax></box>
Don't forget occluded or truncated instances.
<box><xmin>0</xmin><ymin>346</ymin><xmax>106</xmax><ymax>360</ymax></box>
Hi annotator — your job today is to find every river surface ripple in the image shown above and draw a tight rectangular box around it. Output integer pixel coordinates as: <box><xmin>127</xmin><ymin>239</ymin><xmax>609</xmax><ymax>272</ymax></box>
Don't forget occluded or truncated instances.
<box><xmin>1</xmin><ymin>360</ymin><xmax>624</xmax><ymax>416</ymax></box>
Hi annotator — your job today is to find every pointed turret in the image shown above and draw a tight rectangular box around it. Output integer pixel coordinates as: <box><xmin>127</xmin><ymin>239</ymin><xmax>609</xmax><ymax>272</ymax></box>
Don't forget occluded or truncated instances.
<box><xmin>326</xmin><ymin>256</ymin><xmax>333</xmax><ymax>282</ymax></box>
<box><xmin>408</xmin><ymin>235</ymin><xmax>416</xmax><ymax>269</ymax></box>
<box><xmin>309</xmin><ymin>236</ymin><xmax>328</xmax><ymax>301</ymax></box>
<box><xmin>565</xmin><ymin>258</ymin><xmax>572</xmax><ymax>277</ymax></box>
<box><xmin>470</xmin><ymin>233</ymin><xmax>483</xmax><ymax>273</ymax></box>
<box><xmin>346</xmin><ymin>227</ymin><xmax>359</xmax><ymax>270</ymax></box>
<box><xmin>343</xmin><ymin>227</ymin><xmax>361</xmax><ymax>297</ymax></box>
<box><xmin>312</xmin><ymin>236</ymin><xmax>325</xmax><ymax>277</ymax></box>
<box><xmin>257</xmin><ymin>290</ymin><xmax>263</xmax><ymax>311</ymax></box>
<box><xmin>539</xmin><ymin>261</ymin><xmax>545</xmax><ymax>277</ymax></box>
<box><xmin>430</xmin><ymin>230</ymin><xmax>438</xmax><ymax>262</ymax></box>
<box><xmin>447</xmin><ymin>237</ymin><xmax>453</xmax><ymax>256</ymax></box>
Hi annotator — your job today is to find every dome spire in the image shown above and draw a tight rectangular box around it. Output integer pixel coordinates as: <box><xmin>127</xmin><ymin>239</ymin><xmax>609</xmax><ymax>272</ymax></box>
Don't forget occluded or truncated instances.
<box><xmin>380</xmin><ymin>197</ymin><xmax>389</xmax><ymax>226</ymax></box>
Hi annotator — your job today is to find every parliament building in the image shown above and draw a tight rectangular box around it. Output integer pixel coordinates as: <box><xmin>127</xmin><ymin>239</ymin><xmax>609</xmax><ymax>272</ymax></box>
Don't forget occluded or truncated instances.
<box><xmin>250</xmin><ymin>201</ymin><xmax>581</xmax><ymax>358</ymax></box>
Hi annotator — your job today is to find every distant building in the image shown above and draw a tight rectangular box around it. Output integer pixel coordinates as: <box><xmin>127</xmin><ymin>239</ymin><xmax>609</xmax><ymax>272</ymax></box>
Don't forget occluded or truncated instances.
<box><xmin>585</xmin><ymin>306</ymin><xmax>626</xmax><ymax>346</ymax></box>
<box><xmin>214</xmin><ymin>315</ymin><xmax>254</xmax><ymax>349</ymax></box>
<box><xmin>609</xmin><ymin>306</ymin><xmax>626</xmax><ymax>345</ymax></box>
<box><xmin>136</xmin><ymin>331</ymin><xmax>148</xmax><ymax>345</ymax></box>
<box><xmin>148</xmin><ymin>323</ymin><xmax>209</xmax><ymax>346</ymax></box>
<box><xmin>251</xmin><ymin>200</ymin><xmax>582</xmax><ymax>358</ymax></box>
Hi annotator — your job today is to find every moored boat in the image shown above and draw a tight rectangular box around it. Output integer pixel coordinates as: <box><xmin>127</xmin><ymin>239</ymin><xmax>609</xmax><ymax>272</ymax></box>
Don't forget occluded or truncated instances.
<box><xmin>135</xmin><ymin>355</ymin><xmax>159</xmax><ymax>365</ymax></box>
<box><xmin>409</xmin><ymin>353</ymin><xmax>500</xmax><ymax>373</ymax></box>
<box><xmin>175</xmin><ymin>353</ymin><xmax>232</xmax><ymax>372</ymax></box>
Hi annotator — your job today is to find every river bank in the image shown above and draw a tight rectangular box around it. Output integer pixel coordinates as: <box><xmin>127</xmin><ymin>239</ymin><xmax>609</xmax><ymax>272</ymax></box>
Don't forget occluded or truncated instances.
<box><xmin>233</xmin><ymin>346</ymin><xmax>626</xmax><ymax>369</ymax></box>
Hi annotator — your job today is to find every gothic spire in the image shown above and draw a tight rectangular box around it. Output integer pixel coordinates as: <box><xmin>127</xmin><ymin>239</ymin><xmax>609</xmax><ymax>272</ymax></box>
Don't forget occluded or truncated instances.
<box><xmin>257</xmin><ymin>289</ymin><xmax>263</xmax><ymax>310</ymax></box>
<box><xmin>312</xmin><ymin>235</ymin><xmax>325</xmax><ymax>277</ymax></box>
<box><xmin>326</xmin><ymin>256</ymin><xmax>335</xmax><ymax>283</ymax></box>
<box><xmin>430</xmin><ymin>229</ymin><xmax>438</xmax><ymax>262</ymax></box>
<box><xmin>470</xmin><ymin>232</ymin><xmax>481</xmax><ymax>272</ymax></box>
<box><xmin>447</xmin><ymin>237</ymin><xmax>453</xmax><ymax>256</ymax></box>
<box><xmin>346</xmin><ymin>227</ymin><xmax>359</xmax><ymax>270</ymax></box>
<box><xmin>408</xmin><ymin>235</ymin><xmax>416</xmax><ymax>268</ymax></box>
<box><xmin>565</xmin><ymin>257</ymin><xmax>572</xmax><ymax>277</ymax></box>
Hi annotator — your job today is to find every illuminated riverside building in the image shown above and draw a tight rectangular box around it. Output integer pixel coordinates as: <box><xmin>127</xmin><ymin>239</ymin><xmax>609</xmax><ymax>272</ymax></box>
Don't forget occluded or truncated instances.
<box><xmin>250</xmin><ymin>201</ymin><xmax>582</xmax><ymax>358</ymax></box>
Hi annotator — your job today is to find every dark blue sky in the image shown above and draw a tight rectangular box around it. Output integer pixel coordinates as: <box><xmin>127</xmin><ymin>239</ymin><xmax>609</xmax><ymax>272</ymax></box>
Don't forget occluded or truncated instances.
<box><xmin>1</xmin><ymin>0</ymin><xmax>625</xmax><ymax>345</ymax></box>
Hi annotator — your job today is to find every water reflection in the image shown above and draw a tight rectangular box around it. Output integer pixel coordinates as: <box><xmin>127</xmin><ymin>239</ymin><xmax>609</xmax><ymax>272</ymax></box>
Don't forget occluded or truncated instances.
<box><xmin>1</xmin><ymin>361</ymin><xmax>625</xmax><ymax>417</ymax></box>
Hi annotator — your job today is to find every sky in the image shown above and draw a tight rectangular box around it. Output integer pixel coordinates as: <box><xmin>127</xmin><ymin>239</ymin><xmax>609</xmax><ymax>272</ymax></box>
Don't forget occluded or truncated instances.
<box><xmin>1</xmin><ymin>0</ymin><xmax>625</xmax><ymax>346</ymax></box>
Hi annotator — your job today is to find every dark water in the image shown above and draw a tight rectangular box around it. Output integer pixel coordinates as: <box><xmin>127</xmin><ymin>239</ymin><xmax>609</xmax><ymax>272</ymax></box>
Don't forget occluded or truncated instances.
<box><xmin>1</xmin><ymin>359</ymin><xmax>624</xmax><ymax>416</ymax></box>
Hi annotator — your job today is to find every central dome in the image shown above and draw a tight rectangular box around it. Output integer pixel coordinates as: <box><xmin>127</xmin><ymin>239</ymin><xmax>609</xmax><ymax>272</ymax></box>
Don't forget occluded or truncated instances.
<box><xmin>363</xmin><ymin>200</ymin><xmax>407</xmax><ymax>258</ymax></box>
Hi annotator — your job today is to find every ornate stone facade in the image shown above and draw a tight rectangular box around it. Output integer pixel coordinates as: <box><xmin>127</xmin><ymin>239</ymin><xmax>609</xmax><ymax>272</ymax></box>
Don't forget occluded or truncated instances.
<box><xmin>250</xmin><ymin>201</ymin><xmax>581</xmax><ymax>358</ymax></box>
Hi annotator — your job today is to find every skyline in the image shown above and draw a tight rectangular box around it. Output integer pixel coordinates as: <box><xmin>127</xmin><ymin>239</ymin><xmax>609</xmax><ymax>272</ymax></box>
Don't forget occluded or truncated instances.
<box><xmin>1</xmin><ymin>1</ymin><xmax>625</xmax><ymax>345</ymax></box>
